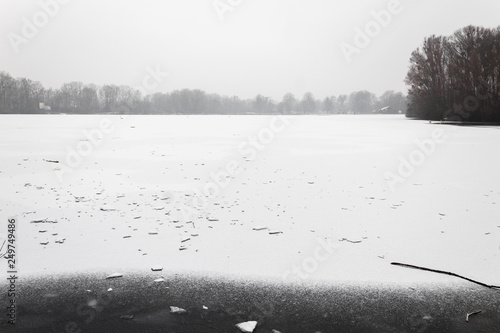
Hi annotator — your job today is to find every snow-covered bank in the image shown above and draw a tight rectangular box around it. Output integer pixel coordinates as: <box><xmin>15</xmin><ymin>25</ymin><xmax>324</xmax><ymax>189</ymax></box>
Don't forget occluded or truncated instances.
<box><xmin>0</xmin><ymin>115</ymin><xmax>498</xmax><ymax>286</ymax></box>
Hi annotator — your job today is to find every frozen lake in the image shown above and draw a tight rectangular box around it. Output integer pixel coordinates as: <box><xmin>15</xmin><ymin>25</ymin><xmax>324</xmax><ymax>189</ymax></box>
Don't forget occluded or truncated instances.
<box><xmin>0</xmin><ymin>114</ymin><xmax>499</xmax><ymax>287</ymax></box>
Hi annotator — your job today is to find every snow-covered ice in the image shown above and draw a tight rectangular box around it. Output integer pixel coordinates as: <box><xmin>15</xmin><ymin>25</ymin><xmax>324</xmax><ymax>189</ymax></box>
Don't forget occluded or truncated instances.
<box><xmin>0</xmin><ymin>114</ymin><xmax>499</xmax><ymax>287</ymax></box>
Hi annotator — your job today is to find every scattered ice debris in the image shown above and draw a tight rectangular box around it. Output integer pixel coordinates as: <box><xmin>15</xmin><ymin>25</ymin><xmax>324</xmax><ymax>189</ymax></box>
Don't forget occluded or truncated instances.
<box><xmin>338</xmin><ymin>238</ymin><xmax>362</xmax><ymax>244</ymax></box>
<box><xmin>148</xmin><ymin>231</ymin><xmax>158</xmax><ymax>235</ymax></box>
<box><xmin>191</xmin><ymin>233</ymin><xmax>199</xmax><ymax>237</ymax></box>
<box><xmin>123</xmin><ymin>235</ymin><xmax>132</xmax><ymax>238</ymax></box>
<box><xmin>44</xmin><ymin>159</ymin><xmax>59</xmax><ymax>163</ymax></box>
<box><xmin>439</xmin><ymin>213</ymin><xmax>446</xmax><ymax>216</ymax></box>
<box><xmin>100</xmin><ymin>208</ymin><xmax>117</xmax><ymax>212</ymax></box>
<box><xmin>202</xmin><ymin>305</ymin><xmax>208</xmax><ymax>310</ymax></box>
<box><xmin>269</xmin><ymin>230</ymin><xmax>283</xmax><ymax>235</ymax></box>
<box><xmin>106</xmin><ymin>273</ymin><xmax>123</xmax><ymax>279</ymax></box>
<box><xmin>154</xmin><ymin>278</ymin><xmax>165</xmax><ymax>283</ymax></box>
<box><xmin>181</xmin><ymin>237</ymin><xmax>191</xmax><ymax>243</ymax></box>
<box><xmin>151</xmin><ymin>265</ymin><xmax>163</xmax><ymax>272</ymax></box>
<box><xmin>253</xmin><ymin>227</ymin><xmax>268</xmax><ymax>231</ymax></box>
<box><xmin>272</xmin><ymin>330</ymin><xmax>282</xmax><ymax>333</ymax></box>
<box><xmin>179</xmin><ymin>245</ymin><xmax>188</xmax><ymax>251</ymax></box>
<box><xmin>207</xmin><ymin>218</ymin><xmax>219</xmax><ymax>222</ymax></box>
<box><xmin>120</xmin><ymin>314</ymin><xmax>134</xmax><ymax>320</ymax></box>
<box><xmin>55</xmin><ymin>239</ymin><xmax>65</xmax><ymax>244</ymax></box>
<box><xmin>40</xmin><ymin>241</ymin><xmax>49</xmax><ymax>245</ymax></box>
<box><xmin>39</xmin><ymin>230</ymin><xmax>47</xmax><ymax>233</ymax></box>
<box><xmin>236</xmin><ymin>321</ymin><xmax>257</xmax><ymax>333</ymax></box>
<box><xmin>74</xmin><ymin>196</ymin><xmax>90</xmax><ymax>203</ymax></box>
<box><xmin>31</xmin><ymin>219</ymin><xmax>58</xmax><ymax>224</ymax></box>
<box><xmin>107</xmin><ymin>288</ymin><xmax>113</xmax><ymax>292</ymax></box>
<box><xmin>170</xmin><ymin>306</ymin><xmax>187</xmax><ymax>314</ymax></box>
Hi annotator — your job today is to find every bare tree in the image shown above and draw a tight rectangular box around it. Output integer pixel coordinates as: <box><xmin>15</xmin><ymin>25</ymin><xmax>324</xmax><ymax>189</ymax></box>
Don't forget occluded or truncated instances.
<box><xmin>337</xmin><ymin>95</ymin><xmax>348</xmax><ymax>114</ymax></box>
<box><xmin>0</xmin><ymin>72</ymin><xmax>16</xmax><ymax>113</ymax></box>
<box><xmin>300</xmin><ymin>92</ymin><xmax>318</xmax><ymax>114</ymax></box>
<box><xmin>278</xmin><ymin>93</ymin><xmax>297</xmax><ymax>114</ymax></box>
<box><xmin>15</xmin><ymin>78</ymin><xmax>44</xmax><ymax>113</ymax></box>
<box><xmin>322</xmin><ymin>96</ymin><xmax>334</xmax><ymax>114</ymax></box>
<box><xmin>406</xmin><ymin>25</ymin><xmax>500</xmax><ymax>121</ymax></box>
<box><xmin>99</xmin><ymin>85</ymin><xmax>119</xmax><ymax>112</ymax></box>
<box><xmin>80</xmin><ymin>84</ymin><xmax>100</xmax><ymax>113</ymax></box>
<box><xmin>348</xmin><ymin>90</ymin><xmax>376</xmax><ymax>114</ymax></box>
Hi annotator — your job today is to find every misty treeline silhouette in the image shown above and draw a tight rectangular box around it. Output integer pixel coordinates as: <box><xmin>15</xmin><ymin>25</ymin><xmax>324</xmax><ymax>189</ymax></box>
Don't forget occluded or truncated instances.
<box><xmin>406</xmin><ymin>25</ymin><xmax>500</xmax><ymax>122</ymax></box>
<box><xmin>0</xmin><ymin>71</ymin><xmax>406</xmax><ymax>115</ymax></box>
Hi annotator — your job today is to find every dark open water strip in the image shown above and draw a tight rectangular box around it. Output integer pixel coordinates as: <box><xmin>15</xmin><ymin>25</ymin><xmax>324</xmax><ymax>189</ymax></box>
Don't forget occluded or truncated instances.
<box><xmin>1</xmin><ymin>272</ymin><xmax>499</xmax><ymax>333</ymax></box>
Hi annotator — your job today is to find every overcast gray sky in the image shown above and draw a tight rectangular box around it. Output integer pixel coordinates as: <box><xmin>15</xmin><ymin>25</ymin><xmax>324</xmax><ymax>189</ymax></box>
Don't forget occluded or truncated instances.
<box><xmin>0</xmin><ymin>0</ymin><xmax>498</xmax><ymax>100</ymax></box>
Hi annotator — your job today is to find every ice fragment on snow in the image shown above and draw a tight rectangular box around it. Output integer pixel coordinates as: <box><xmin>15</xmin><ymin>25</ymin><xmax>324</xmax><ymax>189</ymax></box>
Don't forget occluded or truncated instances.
<box><xmin>170</xmin><ymin>306</ymin><xmax>187</xmax><ymax>314</ymax></box>
<box><xmin>236</xmin><ymin>321</ymin><xmax>257</xmax><ymax>332</ymax></box>
<box><xmin>106</xmin><ymin>273</ymin><xmax>123</xmax><ymax>279</ymax></box>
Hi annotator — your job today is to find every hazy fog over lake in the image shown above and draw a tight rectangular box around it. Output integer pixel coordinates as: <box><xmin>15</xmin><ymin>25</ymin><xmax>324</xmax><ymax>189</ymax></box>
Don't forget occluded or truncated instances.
<box><xmin>1</xmin><ymin>0</ymin><xmax>499</xmax><ymax>100</ymax></box>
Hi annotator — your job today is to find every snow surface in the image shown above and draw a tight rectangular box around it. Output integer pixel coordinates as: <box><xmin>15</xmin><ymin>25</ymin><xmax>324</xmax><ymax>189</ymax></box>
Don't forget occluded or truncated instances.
<box><xmin>0</xmin><ymin>114</ymin><xmax>499</xmax><ymax>286</ymax></box>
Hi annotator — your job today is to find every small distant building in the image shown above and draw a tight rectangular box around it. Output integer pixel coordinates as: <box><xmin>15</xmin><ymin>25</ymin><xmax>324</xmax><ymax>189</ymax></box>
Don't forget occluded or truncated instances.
<box><xmin>39</xmin><ymin>102</ymin><xmax>52</xmax><ymax>111</ymax></box>
<box><xmin>373</xmin><ymin>106</ymin><xmax>392</xmax><ymax>114</ymax></box>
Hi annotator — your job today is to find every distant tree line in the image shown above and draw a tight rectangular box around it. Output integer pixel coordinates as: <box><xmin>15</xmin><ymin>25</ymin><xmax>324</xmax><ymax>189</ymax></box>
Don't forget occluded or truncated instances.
<box><xmin>406</xmin><ymin>25</ymin><xmax>500</xmax><ymax>122</ymax></box>
<box><xmin>0</xmin><ymin>70</ymin><xmax>406</xmax><ymax>115</ymax></box>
